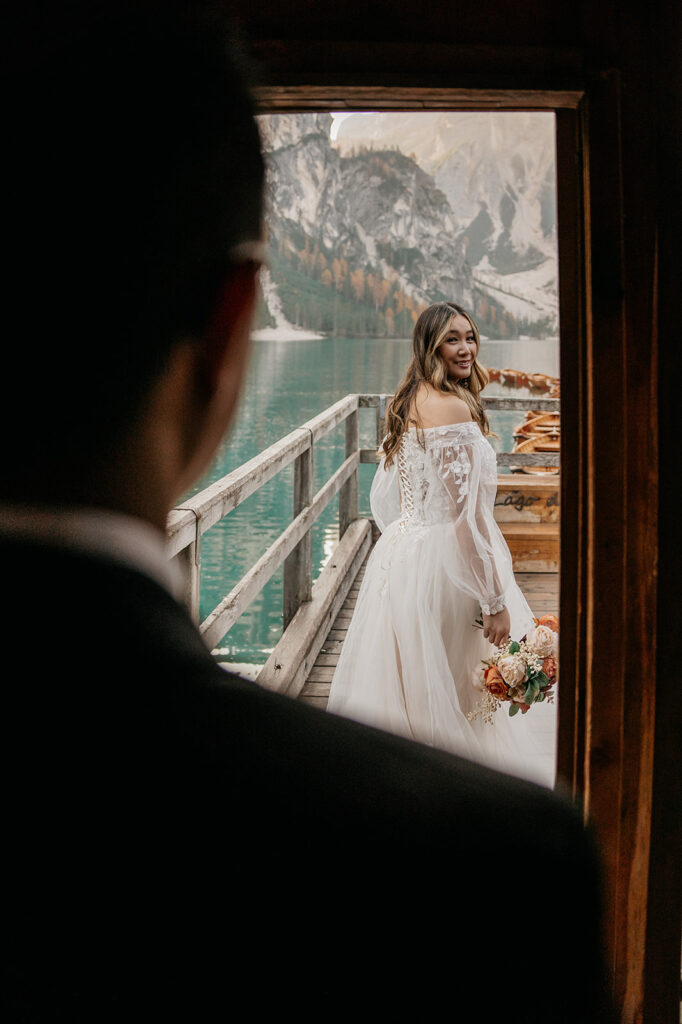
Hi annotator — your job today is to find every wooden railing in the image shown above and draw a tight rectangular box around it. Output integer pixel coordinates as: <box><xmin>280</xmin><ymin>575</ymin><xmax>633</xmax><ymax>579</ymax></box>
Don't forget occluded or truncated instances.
<box><xmin>358</xmin><ymin>394</ymin><xmax>560</xmax><ymax>468</ymax></box>
<box><xmin>166</xmin><ymin>393</ymin><xmax>559</xmax><ymax>695</ymax></box>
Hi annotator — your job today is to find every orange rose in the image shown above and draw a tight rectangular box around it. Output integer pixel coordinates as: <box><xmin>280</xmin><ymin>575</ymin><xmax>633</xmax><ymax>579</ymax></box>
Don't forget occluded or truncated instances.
<box><xmin>537</xmin><ymin>614</ymin><xmax>559</xmax><ymax>633</ymax></box>
<box><xmin>541</xmin><ymin>655</ymin><xmax>558</xmax><ymax>683</ymax></box>
<box><xmin>485</xmin><ymin>666</ymin><xmax>509</xmax><ymax>701</ymax></box>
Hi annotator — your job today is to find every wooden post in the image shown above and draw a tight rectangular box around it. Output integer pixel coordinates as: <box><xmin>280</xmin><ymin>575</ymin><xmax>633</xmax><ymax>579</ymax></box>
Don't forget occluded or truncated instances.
<box><xmin>338</xmin><ymin>409</ymin><xmax>359</xmax><ymax>538</ymax></box>
<box><xmin>283</xmin><ymin>440</ymin><xmax>313</xmax><ymax>630</ymax></box>
<box><xmin>377</xmin><ymin>394</ymin><xmax>387</xmax><ymax>446</ymax></box>
<box><xmin>172</xmin><ymin>539</ymin><xmax>201</xmax><ymax>625</ymax></box>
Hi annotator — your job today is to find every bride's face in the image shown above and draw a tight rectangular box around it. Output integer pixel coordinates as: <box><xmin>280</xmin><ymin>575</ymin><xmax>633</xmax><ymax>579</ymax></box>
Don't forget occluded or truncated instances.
<box><xmin>437</xmin><ymin>314</ymin><xmax>477</xmax><ymax>381</ymax></box>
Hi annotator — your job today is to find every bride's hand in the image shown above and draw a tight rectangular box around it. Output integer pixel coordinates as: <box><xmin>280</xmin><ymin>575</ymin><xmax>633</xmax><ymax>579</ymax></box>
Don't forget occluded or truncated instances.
<box><xmin>482</xmin><ymin>607</ymin><xmax>510</xmax><ymax>647</ymax></box>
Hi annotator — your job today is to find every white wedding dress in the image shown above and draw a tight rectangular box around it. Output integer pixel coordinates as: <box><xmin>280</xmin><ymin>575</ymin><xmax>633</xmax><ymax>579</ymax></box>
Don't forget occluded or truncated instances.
<box><xmin>326</xmin><ymin>421</ymin><xmax>557</xmax><ymax>788</ymax></box>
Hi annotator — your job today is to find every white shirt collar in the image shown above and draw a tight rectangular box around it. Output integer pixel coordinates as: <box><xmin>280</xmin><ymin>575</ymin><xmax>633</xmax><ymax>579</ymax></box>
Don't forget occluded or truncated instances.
<box><xmin>0</xmin><ymin>504</ymin><xmax>184</xmax><ymax>601</ymax></box>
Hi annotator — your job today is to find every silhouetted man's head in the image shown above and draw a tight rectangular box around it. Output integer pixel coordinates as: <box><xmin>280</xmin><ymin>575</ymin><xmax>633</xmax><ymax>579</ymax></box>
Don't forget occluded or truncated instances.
<box><xmin>3</xmin><ymin>9</ymin><xmax>264</xmax><ymax>502</ymax></box>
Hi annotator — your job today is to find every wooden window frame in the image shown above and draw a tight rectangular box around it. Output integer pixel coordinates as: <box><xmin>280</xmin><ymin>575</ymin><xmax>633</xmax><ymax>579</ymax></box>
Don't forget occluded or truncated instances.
<box><xmin>255</xmin><ymin>69</ymin><xmax>666</xmax><ymax>1019</ymax></box>
<box><xmin>257</xmin><ymin>85</ymin><xmax>588</xmax><ymax>788</ymax></box>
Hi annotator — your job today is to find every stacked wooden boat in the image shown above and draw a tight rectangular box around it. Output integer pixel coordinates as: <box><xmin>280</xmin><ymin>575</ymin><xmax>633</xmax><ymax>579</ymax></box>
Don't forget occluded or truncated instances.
<box><xmin>488</xmin><ymin>368</ymin><xmax>559</xmax><ymax>396</ymax></box>
<box><xmin>485</xmin><ymin>368</ymin><xmax>561</xmax><ymax>567</ymax></box>
<box><xmin>511</xmin><ymin>406</ymin><xmax>560</xmax><ymax>475</ymax></box>
<box><xmin>491</xmin><ymin>369</ymin><xmax>561</xmax><ymax>474</ymax></box>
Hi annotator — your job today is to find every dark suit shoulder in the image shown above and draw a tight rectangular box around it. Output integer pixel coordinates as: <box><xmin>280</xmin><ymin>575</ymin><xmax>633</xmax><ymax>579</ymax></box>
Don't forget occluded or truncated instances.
<box><xmin>2</xmin><ymin>537</ymin><xmax>588</xmax><ymax>854</ymax></box>
<box><xmin>195</xmin><ymin>663</ymin><xmax>590</xmax><ymax>861</ymax></box>
<box><xmin>3</xmin><ymin>539</ymin><xmax>610</xmax><ymax>1023</ymax></box>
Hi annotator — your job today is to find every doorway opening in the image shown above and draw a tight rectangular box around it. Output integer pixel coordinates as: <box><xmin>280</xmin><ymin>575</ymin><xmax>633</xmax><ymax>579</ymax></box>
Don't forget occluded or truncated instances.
<box><xmin>247</xmin><ymin>107</ymin><xmax>563</xmax><ymax>782</ymax></box>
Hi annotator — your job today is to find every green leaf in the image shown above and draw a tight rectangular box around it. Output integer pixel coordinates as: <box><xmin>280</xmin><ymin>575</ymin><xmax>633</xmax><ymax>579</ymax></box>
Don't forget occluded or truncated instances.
<box><xmin>509</xmin><ymin>641</ymin><xmax>521</xmax><ymax>654</ymax></box>
<box><xmin>509</xmin><ymin>703</ymin><xmax>520</xmax><ymax>717</ymax></box>
<box><xmin>524</xmin><ymin>684</ymin><xmax>534</xmax><ymax>704</ymax></box>
<box><xmin>534</xmin><ymin>671</ymin><xmax>549</xmax><ymax>688</ymax></box>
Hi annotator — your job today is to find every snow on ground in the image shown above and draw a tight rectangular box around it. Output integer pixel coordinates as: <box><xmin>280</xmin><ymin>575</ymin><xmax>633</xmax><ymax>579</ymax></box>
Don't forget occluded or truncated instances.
<box><xmin>251</xmin><ymin>325</ymin><xmax>324</xmax><ymax>341</ymax></box>
<box><xmin>254</xmin><ymin>266</ymin><xmax>324</xmax><ymax>341</ymax></box>
<box><xmin>473</xmin><ymin>256</ymin><xmax>558</xmax><ymax>326</ymax></box>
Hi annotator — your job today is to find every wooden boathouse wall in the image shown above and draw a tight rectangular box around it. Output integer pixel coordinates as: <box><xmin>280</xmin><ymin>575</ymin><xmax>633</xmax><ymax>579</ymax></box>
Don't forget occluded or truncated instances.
<box><xmin>222</xmin><ymin>2</ymin><xmax>680</xmax><ymax>1020</ymax></box>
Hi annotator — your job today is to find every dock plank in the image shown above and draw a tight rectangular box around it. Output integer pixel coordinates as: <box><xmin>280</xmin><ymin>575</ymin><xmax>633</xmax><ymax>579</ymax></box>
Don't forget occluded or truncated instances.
<box><xmin>297</xmin><ymin>540</ymin><xmax>559</xmax><ymax>709</ymax></box>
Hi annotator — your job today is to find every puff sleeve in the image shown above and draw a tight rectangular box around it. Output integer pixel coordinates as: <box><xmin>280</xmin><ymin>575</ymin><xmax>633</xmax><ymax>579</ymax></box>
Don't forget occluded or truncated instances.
<box><xmin>369</xmin><ymin>448</ymin><xmax>400</xmax><ymax>533</ymax></box>
<box><xmin>430</xmin><ymin>432</ymin><xmax>512</xmax><ymax>616</ymax></box>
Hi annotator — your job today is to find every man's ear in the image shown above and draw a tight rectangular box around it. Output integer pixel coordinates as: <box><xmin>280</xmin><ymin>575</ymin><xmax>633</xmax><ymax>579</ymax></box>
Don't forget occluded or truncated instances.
<box><xmin>200</xmin><ymin>261</ymin><xmax>259</xmax><ymax>392</ymax></box>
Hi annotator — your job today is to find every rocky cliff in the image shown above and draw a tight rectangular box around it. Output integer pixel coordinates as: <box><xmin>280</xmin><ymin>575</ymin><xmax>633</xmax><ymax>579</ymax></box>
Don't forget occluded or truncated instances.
<box><xmin>334</xmin><ymin>111</ymin><xmax>558</xmax><ymax>333</ymax></box>
<box><xmin>257</xmin><ymin>112</ymin><xmax>556</xmax><ymax>338</ymax></box>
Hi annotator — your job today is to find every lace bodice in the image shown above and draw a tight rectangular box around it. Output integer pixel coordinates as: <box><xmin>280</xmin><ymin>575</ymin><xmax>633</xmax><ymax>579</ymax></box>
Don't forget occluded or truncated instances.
<box><xmin>370</xmin><ymin>421</ymin><xmax>509</xmax><ymax>616</ymax></box>
<box><xmin>396</xmin><ymin>422</ymin><xmax>497</xmax><ymax>530</ymax></box>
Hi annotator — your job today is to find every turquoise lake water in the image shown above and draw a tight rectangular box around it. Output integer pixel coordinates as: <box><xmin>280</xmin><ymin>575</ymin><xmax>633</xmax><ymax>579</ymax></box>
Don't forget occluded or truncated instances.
<box><xmin>186</xmin><ymin>335</ymin><xmax>559</xmax><ymax>675</ymax></box>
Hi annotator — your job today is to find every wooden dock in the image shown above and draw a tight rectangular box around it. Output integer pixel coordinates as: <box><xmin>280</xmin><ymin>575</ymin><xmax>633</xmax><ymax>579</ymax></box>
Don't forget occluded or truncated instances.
<box><xmin>166</xmin><ymin>393</ymin><xmax>560</xmax><ymax>706</ymax></box>
<box><xmin>298</xmin><ymin>535</ymin><xmax>559</xmax><ymax>711</ymax></box>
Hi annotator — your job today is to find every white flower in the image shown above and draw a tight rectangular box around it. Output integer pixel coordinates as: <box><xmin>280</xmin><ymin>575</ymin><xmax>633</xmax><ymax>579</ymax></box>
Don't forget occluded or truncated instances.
<box><xmin>498</xmin><ymin>653</ymin><xmax>527</xmax><ymax>686</ymax></box>
<box><xmin>472</xmin><ymin>663</ymin><xmax>488</xmax><ymax>691</ymax></box>
<box><xmin>527</xmin><ymin>624</ymin><xmax>557</xmax><ymax>658</ymax></box>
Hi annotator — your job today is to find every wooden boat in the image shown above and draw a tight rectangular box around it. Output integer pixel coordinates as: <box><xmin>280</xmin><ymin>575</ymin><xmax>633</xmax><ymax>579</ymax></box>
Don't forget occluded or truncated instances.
<box><xmin>510</xmin><ymin>434</ymin><xmax>560</xmax><ymax>475</ymax></box>
<box><xmin>495</xmin><ymin>367</ymin><xmax>560</xmax><ymax>395</ymax></box>
<box><xmin>486</xmin><ymin>366</ymin><xmax>501</xmax><ymax>382</ymax></box>
<box><xmin>527</xmin><ymin>372</ymin><xmax>555</xmax><ymax>391</ymax></box>
<box><xmin>513</xmin><ymin>412</ymin><xmax>560</xmax><ymax>438</ymax></box>
<box><xmin>500</xmin><ymin>367</ymin><xmax>530</xmax><ymax>386</ymax></box>
<box><xmin>516</xmin><ymin>409</ymin><xmax>560</xmax><ymax>424</ymax></box>
<box><xmin>514</xmin><ymin>423</ymin><xmax>560</xmax><ymax>440</ymax></box>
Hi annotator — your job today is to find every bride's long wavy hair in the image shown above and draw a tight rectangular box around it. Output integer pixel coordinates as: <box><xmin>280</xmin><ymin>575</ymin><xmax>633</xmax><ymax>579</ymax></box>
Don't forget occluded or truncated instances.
<box><xmin>382</xmin><ymin>301</ymin><xmax>491</xmax><ymax>467</ymax></box>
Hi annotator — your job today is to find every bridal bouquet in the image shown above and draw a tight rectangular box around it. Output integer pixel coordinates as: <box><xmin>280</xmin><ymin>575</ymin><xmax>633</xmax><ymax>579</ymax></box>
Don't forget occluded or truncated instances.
<box><xmin>468</xmin><ymin>615</ymin><xmax>558</xmax><ymax>724</ymax></box>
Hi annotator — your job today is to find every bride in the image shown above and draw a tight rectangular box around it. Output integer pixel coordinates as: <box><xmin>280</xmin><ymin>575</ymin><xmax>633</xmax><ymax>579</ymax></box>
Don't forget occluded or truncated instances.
<box><xmin>326</xmin><ymin>301</ymin><xmax>556</xmax><ymax>788</ymax></box>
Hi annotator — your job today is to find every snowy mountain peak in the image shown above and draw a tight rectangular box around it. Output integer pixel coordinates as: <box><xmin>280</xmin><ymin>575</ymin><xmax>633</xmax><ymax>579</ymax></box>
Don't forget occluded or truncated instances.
<box><xmin>257</xmin><ymin>113</ymin><xmax>558</xmax><ymax>337</ymax></box>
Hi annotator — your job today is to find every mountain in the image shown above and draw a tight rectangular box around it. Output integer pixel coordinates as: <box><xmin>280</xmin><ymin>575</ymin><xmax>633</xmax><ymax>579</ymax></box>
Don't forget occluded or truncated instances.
<box><xmin>334</xmin><ymin>111</ymin><xmax>558</xmax><ymax>333</ymax></box>
<box><xmin>257</xmin><ymin>113</ymin><xmax>477</xmax><ymax>338</ymax></box>
<box><xmin>256</xmin><ymin>112</ymin><xmax>556</xmax><ymax>339</ymax></box>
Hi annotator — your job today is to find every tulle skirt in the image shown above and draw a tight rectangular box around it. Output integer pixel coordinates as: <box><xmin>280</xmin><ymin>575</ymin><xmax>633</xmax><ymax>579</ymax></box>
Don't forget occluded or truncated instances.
<box><xmin>326</xmin><ymin>520</ymin><xmax>557</xmax><ymax>788</ymax></box>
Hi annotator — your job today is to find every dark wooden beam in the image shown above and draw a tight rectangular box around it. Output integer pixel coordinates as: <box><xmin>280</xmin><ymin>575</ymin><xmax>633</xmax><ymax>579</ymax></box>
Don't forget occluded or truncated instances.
<box><xmin>256</xmin><ymin>84</ymin><xmax>583</xmax><ymax>112</ymax></box>
<box><xmin>244</xmin><ymin>2</ymin><xmax>680</xmax><ymax>1015</ymax></box>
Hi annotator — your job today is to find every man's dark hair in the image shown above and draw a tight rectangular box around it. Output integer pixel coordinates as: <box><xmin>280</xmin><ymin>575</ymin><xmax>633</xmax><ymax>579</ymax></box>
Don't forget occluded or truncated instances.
<box><xmin>3</xmin><ymin>8</ymin><xmax>264</xmax><ymax>485</ymax></box>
